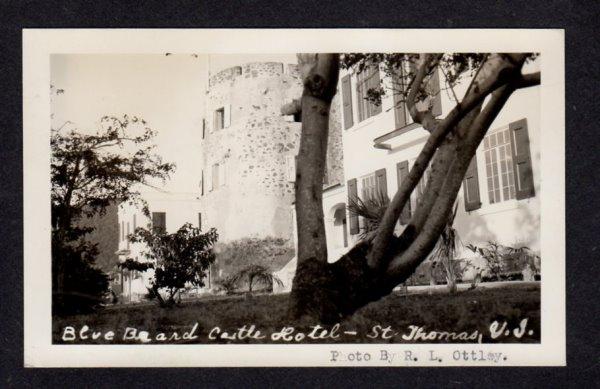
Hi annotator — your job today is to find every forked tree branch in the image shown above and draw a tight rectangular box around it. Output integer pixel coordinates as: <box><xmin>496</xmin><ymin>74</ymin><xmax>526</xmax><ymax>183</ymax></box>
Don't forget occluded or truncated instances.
<box><xmin>386</xmin><ymin>83</ymin><xmax>517</xmax><ymax>279</ymax></box>
<box><xmin>367</xmin><ymin>53</ymin><xmax>531</xmax><ymax>270</ymax></box>
<box><xmin>405</xmin><ymin>53</ymin><xmax>441</xmax><ymax>133</ymax></box>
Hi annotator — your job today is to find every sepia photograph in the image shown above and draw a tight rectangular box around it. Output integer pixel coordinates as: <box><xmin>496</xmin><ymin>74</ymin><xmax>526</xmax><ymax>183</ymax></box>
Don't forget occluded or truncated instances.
<box><xmin>23</xmin><ymin>29</ymin><xmax>565</xmax><ymax>367</ymax></box>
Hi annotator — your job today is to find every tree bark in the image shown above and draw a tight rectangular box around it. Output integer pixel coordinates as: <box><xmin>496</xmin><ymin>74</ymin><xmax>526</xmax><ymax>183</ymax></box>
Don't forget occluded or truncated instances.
<box><xmin>289</xmin><ymin>54</ymin><xmax>340</xmax><ymax>320</ymax></box>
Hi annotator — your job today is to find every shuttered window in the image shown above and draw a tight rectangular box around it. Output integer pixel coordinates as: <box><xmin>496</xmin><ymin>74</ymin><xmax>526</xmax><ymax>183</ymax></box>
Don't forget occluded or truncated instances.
<box><xmin>375</xmin><ymin>168</ymin><xmax>387</xmax><ymax>198</ymax></box>
<box><xmin>356</xmin><ymin>64</ymin><xmax>382</xmax><ymax>122</ymax></box>
<box><xmin>392</xmin><ymin>65</ymin><xmax>408</xmax><ymax>129</ymax></box>
<box><xmin>152</xmin><ymin>212</ymin><xmax>166</xmax><ymax>234</ymax></box>
<box><xmin>463</xmin><ymin>157</ymin><xmax>482</xmax><ymax>211</ymax></box>
<box><xmin>286</xmin><ymin>154</ymin><xmax>296</xmax><ymax>182</ymax></box>
<box><xmin>360</xmin><ymin>173</ymin><xmax>377</xmax><ymax>201</ymax></box>
<box><xmin>341</xmin><ymin>74</ymin><xmax>354</xmax><ymax>129</ymax></box>
<box><xmin>483</xmin><ymin>127</ymin><xmax>515</xmax><ymax>204</ymax></box>
<box><xmin>214</xmin><ymin>108</ymin><xmax>225</xmax><ymax>130</ymax></box>
<box><xmin>396</xmin><ymin>160</ymin><xmax>412</xmax><ymax>224</ymax></box>
<box><xmin>347</xmin><ymin>178</ymin><xmax>359</xmax><ymax>235</ymax></box>
<box><xmin>509</xmin><ymin>118</ymin><xmax>535</xmax><ymax>199</ymax></box>
<box><xmin>198</xmin><ymin>213</ymin><xmax>202</xmax><ymax>230</ymax></box>
<box><xmin>211</xmin><ymin>163</ymin><xmax>219</xmax><ymax>190</ymax></box>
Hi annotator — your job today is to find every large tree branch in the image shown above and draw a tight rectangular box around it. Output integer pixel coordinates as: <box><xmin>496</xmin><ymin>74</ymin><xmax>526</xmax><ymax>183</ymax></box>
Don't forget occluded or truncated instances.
<box><xmin>515</xmin><ymin>72</ymin><xmax>541</xmax><ymax>89</ymax></box>
<box><xmin>367</xmin><ymin>54</ymin><xmax>527</xmax><ymax>270</ymax></box>
<box><xmin>405</xmin><ymin>54</ymin><xmax>441</xmax><ymax>132</ymax></box>
<box><xmin>386</xmin><ymin>84</ymin><xmax>517</xmax><ymax>280</ymax></box>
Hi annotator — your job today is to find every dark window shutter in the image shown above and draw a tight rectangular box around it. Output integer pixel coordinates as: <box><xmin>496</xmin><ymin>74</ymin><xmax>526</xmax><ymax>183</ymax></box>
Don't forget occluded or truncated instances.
<box><xmin>152</xmin><ymin>212</ymin><xmax>166</xmax><ymax>234</ymax></box>
<box><xmin>202</xmin><ymin>118</ymin><xmax>206</xmax><ymax>139</ymax></box>
<box><xmin>392</xmin><ymin>65</ymin><xmax>407</xmax><ymax>129</ymax></box>
<box><xmin>463</xmin><ymin>157</ymin><xmax>482</xmax><ymax>211</ymax></box>
<box><xmin>428</xmin><ymin>67</ymin><xmax>442</xmax><ymax>117</ymax></box>
<box><xmin>396</xmin><ymin>161</ymin><xmax>412</xmax><ymax>224</ymax></box>
<box><xmin>509</xmin><ymin>118</ymin><xmax>535</xmax><ymax>199</ymax></box>
<box><xmin>347</xmin><ymin>178</ymin><xmax>359</xmax><ymax>235</ymax></box>
<box><xmin>375</xmin><ymin>168</ymin><xmax>387</xmax><ymax>198</ymax></box>
<box><xmin>341</xmin><ymin>75</ymin><xmax>353</xmax><ymax>129</ymax></box>
<box><xmin>200</xmin><ymin>169</ymin><xmax>204</xmax><ymax>196</ymax></box>
<box><xmin>198</xmin><ymin>213</ymin><xmax>202</xmax><ymax>230</ymax></box>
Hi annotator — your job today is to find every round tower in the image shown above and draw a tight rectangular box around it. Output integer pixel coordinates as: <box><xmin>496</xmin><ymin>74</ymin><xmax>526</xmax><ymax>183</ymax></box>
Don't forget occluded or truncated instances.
<box><xmin>199</xmin><ymin>62</ymin><xmax>303</xmax><ymax>242</ymax></box>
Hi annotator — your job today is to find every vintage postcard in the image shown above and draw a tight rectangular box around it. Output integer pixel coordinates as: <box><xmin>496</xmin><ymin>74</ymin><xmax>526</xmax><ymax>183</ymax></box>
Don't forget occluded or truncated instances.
<box><xmin>23</xmin><ymin>29</ymin><xmax>565</xmax><ymax>367</ymax></box>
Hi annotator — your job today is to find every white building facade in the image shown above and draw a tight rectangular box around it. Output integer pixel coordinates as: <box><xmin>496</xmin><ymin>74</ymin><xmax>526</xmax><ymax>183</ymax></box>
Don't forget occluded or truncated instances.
<box><xmin>278</xmin><ymin>57</ymin><xmax>541</xmax><ymax>292</ymax></box>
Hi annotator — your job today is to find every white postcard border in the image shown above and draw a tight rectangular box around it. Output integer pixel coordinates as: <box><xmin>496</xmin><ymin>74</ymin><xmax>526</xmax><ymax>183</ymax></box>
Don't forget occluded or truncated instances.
<box><xmin>23</xmin><ymin>28</ymin><xmax>565</xmax><ymax>367</ymax></box>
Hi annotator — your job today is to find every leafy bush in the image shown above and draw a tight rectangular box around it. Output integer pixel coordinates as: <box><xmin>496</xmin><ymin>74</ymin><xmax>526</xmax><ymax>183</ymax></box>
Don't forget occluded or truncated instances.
<box><xmin>52</xmin><ymin>232</ymin><xmax>109</xmax><ymax>316</ymax></box>
<box><xmin>466</xmin><ymin>241</ymin><xmax>540</xmax><ymax>281</ymax></box>
<box><xmin>215</xmin><ymin>237</ymin><xmax>294</xmax><ymax>281</ymax></box>
<box><xmin>228</xmin><ymin>264</ymin><xmax>284</xmax><ymax>293</ymax></box>
<box><xmin>125</xmin><ymin>223</ymin><xmax>219</xmax><ymax>306</ymax></box>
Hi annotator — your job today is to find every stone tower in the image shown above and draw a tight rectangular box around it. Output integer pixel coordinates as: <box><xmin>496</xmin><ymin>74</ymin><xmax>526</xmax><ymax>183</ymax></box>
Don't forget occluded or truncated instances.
<box><xmin>199</xmin><ymin>62</ymin><xmax>304</xmax><ymax>242</ymax></box>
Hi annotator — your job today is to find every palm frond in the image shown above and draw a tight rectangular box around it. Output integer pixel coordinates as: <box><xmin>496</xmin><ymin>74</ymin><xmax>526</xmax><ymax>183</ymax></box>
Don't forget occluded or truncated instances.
<box><xmin>347</xmin><ymin>191</ymin><xmax>390</xmax><ymax>240</ymax></box>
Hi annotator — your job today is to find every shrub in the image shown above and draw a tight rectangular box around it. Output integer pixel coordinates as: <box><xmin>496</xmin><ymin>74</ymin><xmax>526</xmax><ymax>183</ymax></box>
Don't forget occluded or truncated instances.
<box><xmin>124</xmin><ymin>223</ymin><xmax>219</xmax><ymax>306</ymax></box>
<box><xmin>215</xmin><ymin>237</ymin><xmax>294</xmax><ymax>282</ymax></box>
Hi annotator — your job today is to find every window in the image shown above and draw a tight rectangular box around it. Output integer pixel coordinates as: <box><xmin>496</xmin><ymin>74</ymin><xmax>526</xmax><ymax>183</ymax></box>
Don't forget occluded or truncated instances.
<box><xmin>214</xmin><ymin>108</ymin><xmax>225</xmax><ymax>130</ymax></box>
<box><xmin>211</xmin><ymin>163</ymin><xmax>219</xmax><ymax>190</ymax></box>
<box><xmin>198</xmin><ymin>213</ymin><xmax>202</xmax><ymax>230</ymax></box>
<box><xmin>356</xmin><ymin>64</ymin><xmax>382</xmax><ymax>122</ymax></box>
<box><xmin>361</xmin><ymin>173</ymin><xmax>377</xmax><ymax>201</ymax></box>
<box><xmin>286</xmin><ymin>154</ymin><xmax>296</xmax><ymax>182</ymax></box>
<box><xmin>121</xmin><ymin>221</ymin><xmax>124</xmax><ymax>241</ymax></box>
<box><xmin>202</xmin><ymin>118</ymin><xmax>206</xmax><ymax>139</ymax></box>
<box><xmin>483</xmin><ymin>128</ymin><xmax>516</xmax><ymax>204</ymax></box>
<box><xmin>152</xmin><ymin>212</ymin><xmax>166</xmax><ymax>234</ymax></box>
<box><xmin>126</xmin><ymin>222</ymin><xmax>130</xmax><ymax>249</ymax></box>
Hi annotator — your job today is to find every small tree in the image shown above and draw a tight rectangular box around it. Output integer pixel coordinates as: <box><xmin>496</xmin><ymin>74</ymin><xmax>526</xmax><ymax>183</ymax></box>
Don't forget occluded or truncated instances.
<box><xmin>230</xmin><ymin>264</ymin><xmax>284</xmax><ymax>294</ymax></box>
<box><xmin>127</xmin><ymin>223</ymin><xmax>218</xmax><ymax>306</ymax></box>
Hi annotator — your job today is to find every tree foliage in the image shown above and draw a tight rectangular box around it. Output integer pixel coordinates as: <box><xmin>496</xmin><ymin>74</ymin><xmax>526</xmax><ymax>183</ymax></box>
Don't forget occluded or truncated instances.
<box><xmin>226</xmin><ymin>264</ymin><xmax>284</xmax><ymax>294</ymax></box>
<box><xmin>127</xmin><ymin>223</ymin><xmax>219</xmax><ymax>306</ymax></box>
<box><xmin>51</xmin><ymin>115</ymin><xmax>175</xmax><ymax>314</ymax></box>
<box><xmin>51</xmin><ymin>115</ymin><xmax>175</xmax><ymax>229</ymax></box>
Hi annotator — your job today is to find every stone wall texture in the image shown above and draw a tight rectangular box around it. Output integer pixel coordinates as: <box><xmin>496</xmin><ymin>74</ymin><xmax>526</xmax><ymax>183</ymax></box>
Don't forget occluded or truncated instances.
<box><xmin>200</xmin><ymin>61</ymin><xmax>343</xmax><ymax>243</ymax></box>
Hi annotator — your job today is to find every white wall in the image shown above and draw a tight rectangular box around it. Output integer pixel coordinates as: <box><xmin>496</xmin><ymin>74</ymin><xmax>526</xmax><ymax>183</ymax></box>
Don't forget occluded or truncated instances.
<box><xmin>336</xmin><ymin>58</ymin><xmax>541</xmax><ymax>264</ymax></box>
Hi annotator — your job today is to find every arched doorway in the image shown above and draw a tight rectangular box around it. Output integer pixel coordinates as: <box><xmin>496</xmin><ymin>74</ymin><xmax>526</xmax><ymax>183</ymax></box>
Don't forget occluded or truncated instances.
<box><xmin>332</xmin><ymin>205</ymin><xmax>348</xmax><ymax>249</ymax></box>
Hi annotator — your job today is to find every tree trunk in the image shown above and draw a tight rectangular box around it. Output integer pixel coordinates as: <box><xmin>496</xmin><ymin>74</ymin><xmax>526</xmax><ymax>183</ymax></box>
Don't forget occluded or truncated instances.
<box><xmin>289</xmin><ymin>53</ymin><xmax>537</xmax><ymax>323</ymax></box>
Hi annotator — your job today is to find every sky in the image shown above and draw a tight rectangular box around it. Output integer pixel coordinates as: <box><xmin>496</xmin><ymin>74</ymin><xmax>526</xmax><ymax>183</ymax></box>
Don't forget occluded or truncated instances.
<box><xmin>50</xmin><ymin>53</ymin><xmax>297</xmax><ymax>194</ymax></box>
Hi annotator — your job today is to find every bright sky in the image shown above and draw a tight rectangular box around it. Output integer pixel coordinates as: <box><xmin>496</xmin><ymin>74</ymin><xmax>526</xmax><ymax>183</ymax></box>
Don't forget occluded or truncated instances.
<box><xmin>50</xmin><ymin>53</ymin><xmax>297</xmax><ymax>194</ymax></box>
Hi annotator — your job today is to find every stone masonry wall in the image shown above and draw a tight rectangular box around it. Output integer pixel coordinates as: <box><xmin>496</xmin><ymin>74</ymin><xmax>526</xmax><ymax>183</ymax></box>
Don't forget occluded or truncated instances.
<box><xmin>200</xmin><ymin>62</ymin><xmax>303</xmax><ymax>242</ymax></box>
<box><xmin>200</xmin><ymin>61</ymin><xmax>343</xmax><ymax>243</ymax></box>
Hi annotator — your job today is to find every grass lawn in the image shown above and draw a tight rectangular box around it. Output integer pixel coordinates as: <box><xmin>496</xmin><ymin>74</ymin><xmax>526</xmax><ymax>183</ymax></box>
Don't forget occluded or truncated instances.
<box><xmin>53</xmin><ymin>282</ymin><xmax>540</xmax><ymax>344</ymax></box>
